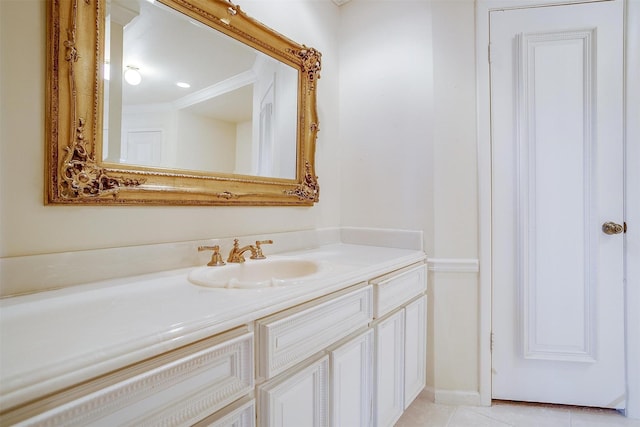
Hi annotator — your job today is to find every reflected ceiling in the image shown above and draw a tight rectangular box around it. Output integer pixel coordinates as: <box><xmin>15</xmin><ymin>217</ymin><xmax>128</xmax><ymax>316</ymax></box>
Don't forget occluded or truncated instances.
<box><xmin>110</xmin><ymin>0</ymin><xmax>257</xmax><ymax>109</ymax></box>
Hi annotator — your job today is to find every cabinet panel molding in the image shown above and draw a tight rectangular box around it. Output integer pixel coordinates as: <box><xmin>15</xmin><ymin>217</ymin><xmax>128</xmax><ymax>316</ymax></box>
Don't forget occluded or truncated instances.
<box><xmin>15</xmin><ymin>332</ymin><xmax>254</xmax><ymax>427</ymax></box>
<box><xmin>374</xmin><ymin>309</ymin><xmax>405</xmax><ymax>427</ymax></box>
<box><xmin>258</xmin><ymin>355</ymin><xmax>329</xmax><ymax>427</ymax></box>
<box><xmin>194</xmin><ymin>396</ymin><xmax>255</xmax><ymax>427</ymax></box>
<box><xmin>257</xmin><ymin>285</ymin><xmax>373</xmax><ymax>379</ymax></box>
<box><xmin>329</xmin><ymin>329</ymin><xmax>374</xmax><ymax>427</ymax></box>
<box><xmin>404</xmin><ymin>296</ymin><xmax>427</xmax><ymax>408</ymax></box>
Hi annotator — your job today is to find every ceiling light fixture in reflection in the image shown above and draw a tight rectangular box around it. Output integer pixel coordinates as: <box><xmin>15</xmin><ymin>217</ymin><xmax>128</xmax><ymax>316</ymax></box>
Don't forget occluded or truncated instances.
<box><xmin>124</xmin><ymin>66</ymin><xmax>142</xmax><ymax>86</ymax></box>
<box><xmin>176</xmin><ymin>82</ymin><xmax>191</xmax><ymax>88</ymax></box>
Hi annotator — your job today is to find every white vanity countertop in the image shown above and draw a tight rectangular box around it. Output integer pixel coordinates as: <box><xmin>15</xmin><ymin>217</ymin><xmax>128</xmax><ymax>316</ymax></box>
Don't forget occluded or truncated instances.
<box><xmin>0</xmin><ymin>243</ymin><xmax>425</xmax><ymax>410</ymax></box>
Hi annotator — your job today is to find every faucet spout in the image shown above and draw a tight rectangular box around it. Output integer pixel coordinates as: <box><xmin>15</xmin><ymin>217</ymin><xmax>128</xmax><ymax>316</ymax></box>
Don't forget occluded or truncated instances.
<box><xmin>227</xmin><ymin>239</ymin><xmax>257</xmax><ymax>263</ymax></box>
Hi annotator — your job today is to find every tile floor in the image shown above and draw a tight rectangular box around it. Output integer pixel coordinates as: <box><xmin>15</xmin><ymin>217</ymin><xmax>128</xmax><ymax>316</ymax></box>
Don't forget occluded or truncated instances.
<box><xmin>395</xmin><ymin>391</ymin><xmax>640</xmax><ymax>426</ymax></box>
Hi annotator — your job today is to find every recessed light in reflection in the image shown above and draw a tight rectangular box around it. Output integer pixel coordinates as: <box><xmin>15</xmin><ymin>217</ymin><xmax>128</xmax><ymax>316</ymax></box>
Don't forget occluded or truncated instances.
<box><xmin>124</xmin><ymin>66</ymin><xmax>142</xmax><ymax>85</ymax></box>
<box><xmin>176</xmin><ymin>82</ymin><xmax>191</xmax><ymax>88</ymax></box>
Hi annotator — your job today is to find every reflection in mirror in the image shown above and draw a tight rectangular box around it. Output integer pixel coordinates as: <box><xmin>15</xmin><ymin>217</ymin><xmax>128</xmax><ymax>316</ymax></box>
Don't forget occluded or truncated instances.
<box><xmin>103</xmin><ymin>0</ymin><xmax>298</xmax><ymax>179</ymax></box>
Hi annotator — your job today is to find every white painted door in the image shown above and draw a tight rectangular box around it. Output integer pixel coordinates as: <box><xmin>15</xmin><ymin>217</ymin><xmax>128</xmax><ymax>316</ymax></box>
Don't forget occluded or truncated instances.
<box><xmin>491</xmin><ymin>0</ymin><xmax>625</xmax><ymax>407</ymax></box>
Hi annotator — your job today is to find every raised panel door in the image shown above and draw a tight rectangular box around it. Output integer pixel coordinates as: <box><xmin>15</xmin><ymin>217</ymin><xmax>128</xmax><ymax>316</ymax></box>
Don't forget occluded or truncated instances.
<box><xmin>491</xmin><ymin>0</ymin><xmax>625</xmax><ymax>406</ymax></box>
<box><xmin>329</xmin><ymin>329</ymin><xmax>373</xmax><ymax>427</ymax></box>
<box><xmin>374</xmin><ymin>310</ymin><xmax>404</xmax><ymax>427</ymax></box>
<box><xmin>258</xmin><ymin>355</ymin><xmax>329</xmax><ymax>427</ymax></box>
<box><xmin>404</xmin><ymin>296</ymin><xmax>426</xmax><ymax>409</ymax></box>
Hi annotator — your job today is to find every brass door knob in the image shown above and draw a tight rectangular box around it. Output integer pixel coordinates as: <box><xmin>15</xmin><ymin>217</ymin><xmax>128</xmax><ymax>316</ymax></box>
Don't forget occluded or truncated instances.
<box><xmin>602</xmin><ymin>222</ymin><xmax>624</xmax><ymax>235</ymax></box>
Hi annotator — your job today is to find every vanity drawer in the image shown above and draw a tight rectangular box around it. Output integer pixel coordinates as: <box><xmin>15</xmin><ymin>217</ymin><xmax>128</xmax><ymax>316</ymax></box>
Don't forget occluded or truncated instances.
<box><xmin>371</xmin><ymin>263</ymin><xmax>426</xmax><ymax>318</ymax></box>
<box><xmin>11</xmin><ymin>329</ymin><xmax>254</xmax><ymax>427</ymax></box>
<box><xmin>257</xmin><ymin>284</ymin><xmax>373</xmax><ymax>379</ymax></box>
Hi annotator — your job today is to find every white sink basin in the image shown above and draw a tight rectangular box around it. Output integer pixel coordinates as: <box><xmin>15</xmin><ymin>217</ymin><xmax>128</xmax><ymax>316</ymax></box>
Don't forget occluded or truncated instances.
<box><xmin>188</xmin><ymin>259</ymin><xmax>324</xmax><ymax>289</ymax></box>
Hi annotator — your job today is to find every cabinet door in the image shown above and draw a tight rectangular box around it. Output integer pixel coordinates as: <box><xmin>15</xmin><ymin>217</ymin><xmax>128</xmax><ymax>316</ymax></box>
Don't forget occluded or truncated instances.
<box><xmin>330</xmin><ymin>329</ymin><xmax>373</xmax><ymax>427</ymax></box>
<box><xmin>258</xmin><ymin>355</ymin><xmax>329</xmax><ymax>427</ymax></box>
<box><xmin>404</xmin><ymin>296</ymin><xmax>426</xmax><ymax>408</ymax></box>
<box><xmin>374</xmin><ymin>309</ymin><xmax>405</xmax><ymax>427</ymax></box>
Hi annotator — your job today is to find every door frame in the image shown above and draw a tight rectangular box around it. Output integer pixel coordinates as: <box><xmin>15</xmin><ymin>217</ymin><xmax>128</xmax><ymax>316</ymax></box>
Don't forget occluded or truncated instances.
<box><xmin>475</xmin><ymin>0</ymin><xmax>640</xmax><ymax>417</ymax></box>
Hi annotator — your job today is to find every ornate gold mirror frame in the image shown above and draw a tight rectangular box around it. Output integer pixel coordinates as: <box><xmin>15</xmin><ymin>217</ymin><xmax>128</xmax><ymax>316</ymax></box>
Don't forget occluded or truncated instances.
<box><xmin>46</xmin><ymin>0</ymin><xmax>321</xmax><ymax>206</ymax></box>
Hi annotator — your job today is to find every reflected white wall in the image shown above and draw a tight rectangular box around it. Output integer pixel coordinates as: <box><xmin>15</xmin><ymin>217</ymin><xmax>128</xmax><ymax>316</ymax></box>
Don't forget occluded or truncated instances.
<box><xmin>176</xmin><ymin>111</ymin><xmax>236</xmax><ymax>173</ymax></box>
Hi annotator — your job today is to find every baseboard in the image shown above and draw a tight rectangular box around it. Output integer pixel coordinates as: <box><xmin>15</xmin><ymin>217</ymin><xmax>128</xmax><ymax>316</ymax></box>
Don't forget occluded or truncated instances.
<box><xmin>433</xmin><ymin>389</ymin><xmax>483</xmax><ymax>406</ymax></box>
<box><xmin>422</xmin><ymin>386</ymin><xmax>436</xmax><ymax>402</ymax></box>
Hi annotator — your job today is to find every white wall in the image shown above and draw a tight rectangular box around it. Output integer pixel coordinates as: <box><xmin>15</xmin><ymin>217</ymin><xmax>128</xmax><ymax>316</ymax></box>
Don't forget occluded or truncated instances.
<box><xmin>338</xmin><ymin>0</ymin><xmax>435</xmax><ymax>255</ymax></box>
<box><xmin>339</xmin><ymin>0</ymin><xmax>480</xmax><ymax>401</ymax></box>
<box><xmin>0</xmin><ymin>0</ymin><xmax>341</xmax><ymax>261</ymax></box>
<box><xmin>430</xmin><ymin>0</ymin><xmax>480</xmax><ymax>403</ymax></box>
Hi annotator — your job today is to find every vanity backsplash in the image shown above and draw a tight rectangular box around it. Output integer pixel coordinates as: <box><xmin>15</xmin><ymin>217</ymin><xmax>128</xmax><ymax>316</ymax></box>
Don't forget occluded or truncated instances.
<box><xmin>0</xmin><ymin>227</ymin><xmax>423</xmax><ymax>297</ymax></box>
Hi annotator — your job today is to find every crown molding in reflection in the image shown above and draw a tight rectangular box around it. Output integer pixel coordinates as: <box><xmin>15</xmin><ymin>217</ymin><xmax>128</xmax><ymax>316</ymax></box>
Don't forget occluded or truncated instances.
<box><xmin>173</xmin><ymin>70</ymin><xmax>257</xmax><ymax>110</ymax></box>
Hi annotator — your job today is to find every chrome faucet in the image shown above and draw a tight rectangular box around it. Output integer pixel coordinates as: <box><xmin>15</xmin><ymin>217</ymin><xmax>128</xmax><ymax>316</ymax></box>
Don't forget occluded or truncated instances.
<box><xmin>227</xmin><ymin>239</ymin><xmax>273</xmax><ymax>263</ymax></box>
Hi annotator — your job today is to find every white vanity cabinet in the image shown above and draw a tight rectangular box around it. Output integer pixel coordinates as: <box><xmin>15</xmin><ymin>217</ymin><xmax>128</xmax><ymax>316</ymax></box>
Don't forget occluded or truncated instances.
<box><xmin>5</xmin><ymin>328</ymin><xmax>255</xmax><ymax>427</ymax></box>
<box><xmin>255</xmin><ymin>263</ymin><xmax>427</xmax><ymax>427</ymax></box>
<box><xmin>256</xmin><ymin>284</ymin><xmax>373</xmax><ymax>426</ymax></box>
<box><xmin>1</xmin><ymin>245</ymin><xmax>427</xmax><ymax>427</ymax></box>
<box><xmin>371</xmin><ymin>264</ymin><xmax>427</xmax><ymax>427</ymax></box>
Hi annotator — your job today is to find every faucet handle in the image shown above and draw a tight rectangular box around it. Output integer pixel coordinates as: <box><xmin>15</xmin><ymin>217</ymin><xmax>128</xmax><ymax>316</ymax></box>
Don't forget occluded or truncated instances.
<box><xmin>198</xmin><ymin>245</ymin><xmax>226</xmax><ymax>266</ymax></box>
<box><xmin>251</xmin><ymin>240</ymin><xmax>273</xmax><ymax>260</ymax></box>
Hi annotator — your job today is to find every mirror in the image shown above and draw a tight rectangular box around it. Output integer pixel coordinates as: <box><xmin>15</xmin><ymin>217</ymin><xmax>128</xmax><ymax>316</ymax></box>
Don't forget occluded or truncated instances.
<box><xmin>46</xmin><ymin>0</ymin><xmax>321</xmax><ymax>205</ymax></box>
<box><xmin>103</xmin><ymin>0</ymin><xmax>299</xmax><ymax>179</ymax></box>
